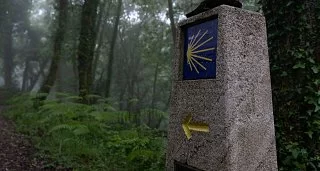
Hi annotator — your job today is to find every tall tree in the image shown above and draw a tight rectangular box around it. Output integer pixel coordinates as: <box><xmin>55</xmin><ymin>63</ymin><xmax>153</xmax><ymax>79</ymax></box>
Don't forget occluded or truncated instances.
<box><xmin>77</xmin><ymin>0</ymin><xmax>99</xmax><ymax>102</ymax></box>
<box><xmin>92</xmin><ymin>1</ymin><xmax>111</xmax><ymax>91</ymax></box>
<box><xmin>168</xmin><ymin>0</ymin><xmax>176</xmax><ymax>42</ymax></box>
<box><xmin>1</xmin><ymin>0</ymin><xmax>14</xmax><ymax>89</ymax></box>
<box><xmin>38</xmin><ymin>0</ymin><xmax>69</xmax><ymax>98</ymax></box>
<box><xmin>105</xmin><ymin>0</ymin><xmax>122</xmax><ymax>98</ymax></box>
<box><xmin>0</xmin><ymin>0</ymin><xmax>32</xmax><ymax>89</ymax></box>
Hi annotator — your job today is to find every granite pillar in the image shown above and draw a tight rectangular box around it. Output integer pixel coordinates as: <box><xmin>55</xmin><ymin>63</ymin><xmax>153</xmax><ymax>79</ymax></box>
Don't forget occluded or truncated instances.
<box><xmin>166</xmin><ymin>5</ymin><xmax>278</xmax><ymax>171</ymax></box>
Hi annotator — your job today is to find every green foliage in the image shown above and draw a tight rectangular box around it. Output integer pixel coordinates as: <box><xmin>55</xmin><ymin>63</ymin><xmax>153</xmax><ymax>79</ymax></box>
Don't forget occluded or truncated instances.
<box><xmin>5</xmin><ymin>94</ymin><xmax>166</xmax><ymax>170</ymax></box>
<box><xmin>261</xmin><ymin>0</ymin><xmax>320</xmax><ymax>170</ymax></box>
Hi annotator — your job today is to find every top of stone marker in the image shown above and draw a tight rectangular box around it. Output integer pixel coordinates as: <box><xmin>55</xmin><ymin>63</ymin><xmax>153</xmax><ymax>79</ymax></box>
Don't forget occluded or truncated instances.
<box><xmin>186</xmin><ymin>0</ymin><xmax>243</xmax><ymax>18</ymax></box>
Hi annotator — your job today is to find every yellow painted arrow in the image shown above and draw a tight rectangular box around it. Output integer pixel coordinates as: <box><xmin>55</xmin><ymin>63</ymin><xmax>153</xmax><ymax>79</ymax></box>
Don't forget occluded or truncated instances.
<box><xmin>182</xmin><ymin>114</ymin><xmax>209</xmax><ymax>140</ymax></box>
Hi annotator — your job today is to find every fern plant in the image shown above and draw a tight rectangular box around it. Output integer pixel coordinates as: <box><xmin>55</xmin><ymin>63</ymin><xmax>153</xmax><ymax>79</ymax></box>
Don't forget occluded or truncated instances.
<box><xmin>5</xmin><ymin>94</ymin><xmax>167</xmax><ymax>170</ymax></box>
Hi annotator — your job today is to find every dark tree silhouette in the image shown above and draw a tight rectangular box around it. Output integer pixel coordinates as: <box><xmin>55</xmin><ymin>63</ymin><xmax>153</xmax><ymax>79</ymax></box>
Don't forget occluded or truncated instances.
<box><xmin>39</xmin><ymin>0</ymin><xmax>69</xmax><ymax>99</ymax></box>
<box><xmin>77</xmin><ymin>0</ymin><xmax>99</xmax><ymax>102</ymax></box>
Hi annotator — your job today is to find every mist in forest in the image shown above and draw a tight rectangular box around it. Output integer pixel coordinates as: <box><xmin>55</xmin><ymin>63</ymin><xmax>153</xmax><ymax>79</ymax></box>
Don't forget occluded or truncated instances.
<box><xmin>0</xmin><ymin>0</ymin><xmax>261</xmax><ymax>170</ymax></box>
<box><xmin>0</xmin><ymin>0</ymin><xmax>259</xmax><ymax>109</ymax></box>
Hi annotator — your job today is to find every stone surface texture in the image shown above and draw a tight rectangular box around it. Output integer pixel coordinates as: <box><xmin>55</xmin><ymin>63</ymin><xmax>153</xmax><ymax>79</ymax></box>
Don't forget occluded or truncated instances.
<box><xmin>166</xmin><ymin>5</ymin><xmax>278</xmax><ymax>171</ymax></box>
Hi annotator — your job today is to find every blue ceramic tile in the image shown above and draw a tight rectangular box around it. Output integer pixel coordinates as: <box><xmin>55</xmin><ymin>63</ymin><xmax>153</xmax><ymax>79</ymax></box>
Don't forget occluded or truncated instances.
<box><xmin>183</xmin><ymin>19</ymin><xmax>218</xmax><ymax>80</ymax></box>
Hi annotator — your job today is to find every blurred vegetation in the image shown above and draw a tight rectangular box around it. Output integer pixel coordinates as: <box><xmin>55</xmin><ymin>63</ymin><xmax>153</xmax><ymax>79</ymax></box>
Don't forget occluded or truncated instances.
<box><xmin>5</xmin><ymin>93</ymin><xmax>166</xmax><ymax>170</ymax></box>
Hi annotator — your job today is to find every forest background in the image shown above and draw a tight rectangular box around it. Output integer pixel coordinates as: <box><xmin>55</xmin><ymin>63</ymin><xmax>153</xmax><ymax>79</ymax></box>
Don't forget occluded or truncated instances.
<box><xmin>0</xmin><ymin>0</ymin><xmax>319</xmax><ymax>170</ymax></box>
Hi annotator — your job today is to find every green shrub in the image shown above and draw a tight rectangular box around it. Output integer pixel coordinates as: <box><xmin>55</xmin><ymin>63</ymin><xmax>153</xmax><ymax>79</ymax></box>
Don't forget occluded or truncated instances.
<box><xmin>261</xmin><ymin>1</ymin><xmax>320</xmax><ymax>170</ymax></box>
<box><xmin>5</xmin><ymin>94</ymin><xmax>166</xmax><ymax>170</ymax></box>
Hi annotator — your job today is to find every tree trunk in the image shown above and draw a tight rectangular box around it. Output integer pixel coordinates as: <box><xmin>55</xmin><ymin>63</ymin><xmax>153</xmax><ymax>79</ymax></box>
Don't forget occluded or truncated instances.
<box><xmin>38</xmin><ymin>0</ymin><xmax>68</xmax><ymax>98</ymax></box>
<box><xmin>71</xmin><ymin>37</ymin><xmax>79</xmax><ymax>93</ymax></box>
<box><xmin>150</xmin><ymin>63</ymin><xmax>159</xmax><ymax>126</ymax></box>
<box><xmin>127</xmin><ymin>78</ymin><xmax>135</xmax><ymax>121</ymax></box>
<box><xmin>22</xmin><ymin>56</ymin><xmax>31</xmax><ymax>91</ymax></box>
<box><xmin>261</xmin><ymin>0</ymin><xmax>320</xmax><ymax>168</ymax></box>
<box><xmin>167</xmin><ymin>0</ymin><xmax>176</xmax><ymax>108</ymax></box>
<box><xmin>28</xmin><ymin>58</ymin><xmax>49</xmax><ymax>91</ymax></box>
<box><xmin>77</xmin><ymin>0</ymin><xmax>99</xmax><ymax>102</ymax></box>
<box><xmin>91</xmin><ymin>1</ymin><xmax>105</xmax><ymax>86</ymax></box>
<box><xmin>23</xmin><ymin>27</ymin><xmax>39</xmax><ymax>91</ymax></box>
<box><xmin>168</xmin><ymin>0</ymin><xmax>176</xmax><ymax>42</ymax></box>
<box><xmin>2</xmin><ymin>0</ymin><xmax>14</xmax><ymax>89</ymax></box>
<box><xmin>305</xmin><ymin>0</ymin><xmax>320</xmax><ymax>63</ymax></box>
<box><xmin>119</xmin><ymin>85</ymin><xmax>127</xmax><ymax>110</ymax></box>
<box><xmin>105</xmin><ymin>0</ymin><xmax>122</xmax><ymax>98</ymax></box>
<box><xmin>3</xmin><ymin>23</ymin><xmax>13</xmax><ymax>89</ymax></box>
<box><xmin>92</xmin><ymin>2</ymin><xmax>111</xmax><ymax>91</ymax></box>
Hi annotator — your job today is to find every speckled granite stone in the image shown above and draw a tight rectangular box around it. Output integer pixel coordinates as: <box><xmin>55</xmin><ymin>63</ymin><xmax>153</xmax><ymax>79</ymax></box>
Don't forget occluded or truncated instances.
<box><xmin>166</xmin><ymin>5</ymin><xmax>277</xmax><ymax>171</ymax></box>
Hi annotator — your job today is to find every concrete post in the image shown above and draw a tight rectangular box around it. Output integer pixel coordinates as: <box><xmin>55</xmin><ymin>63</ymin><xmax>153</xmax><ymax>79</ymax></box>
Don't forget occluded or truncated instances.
<box><xmin>166</xmin><ymin>5</ymin><xmax>278</xmax><ymax>171</ymax></box>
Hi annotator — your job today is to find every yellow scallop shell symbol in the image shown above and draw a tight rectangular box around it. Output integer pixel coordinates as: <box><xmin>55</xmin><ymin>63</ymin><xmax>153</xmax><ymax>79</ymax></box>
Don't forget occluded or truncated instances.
<box><xmin>187</xmin><ymin>30</ymin><xmax>215</xmax><ymax>74</ymax></box>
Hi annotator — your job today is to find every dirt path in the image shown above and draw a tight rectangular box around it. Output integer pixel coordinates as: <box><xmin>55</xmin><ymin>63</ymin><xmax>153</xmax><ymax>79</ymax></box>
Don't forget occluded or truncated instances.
<box><xmin>0</xmin><ymin>104</ymin><xmax>42</xmax><ymax>170</ymax></box>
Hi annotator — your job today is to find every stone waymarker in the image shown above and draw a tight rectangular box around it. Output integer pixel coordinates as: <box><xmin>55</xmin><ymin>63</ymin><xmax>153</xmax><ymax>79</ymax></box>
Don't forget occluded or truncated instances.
<box><xmin>166</xmin><ymin>4</ymin><xmax>278</xmax><ymax>171</ymax></box>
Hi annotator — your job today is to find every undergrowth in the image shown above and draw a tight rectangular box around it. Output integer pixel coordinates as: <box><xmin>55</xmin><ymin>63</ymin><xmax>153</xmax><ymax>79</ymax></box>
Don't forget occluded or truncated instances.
<box><xmin>4</xmin><ymin>93</ymin><xmax>166</xmax><ymax>170</ymax></box>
